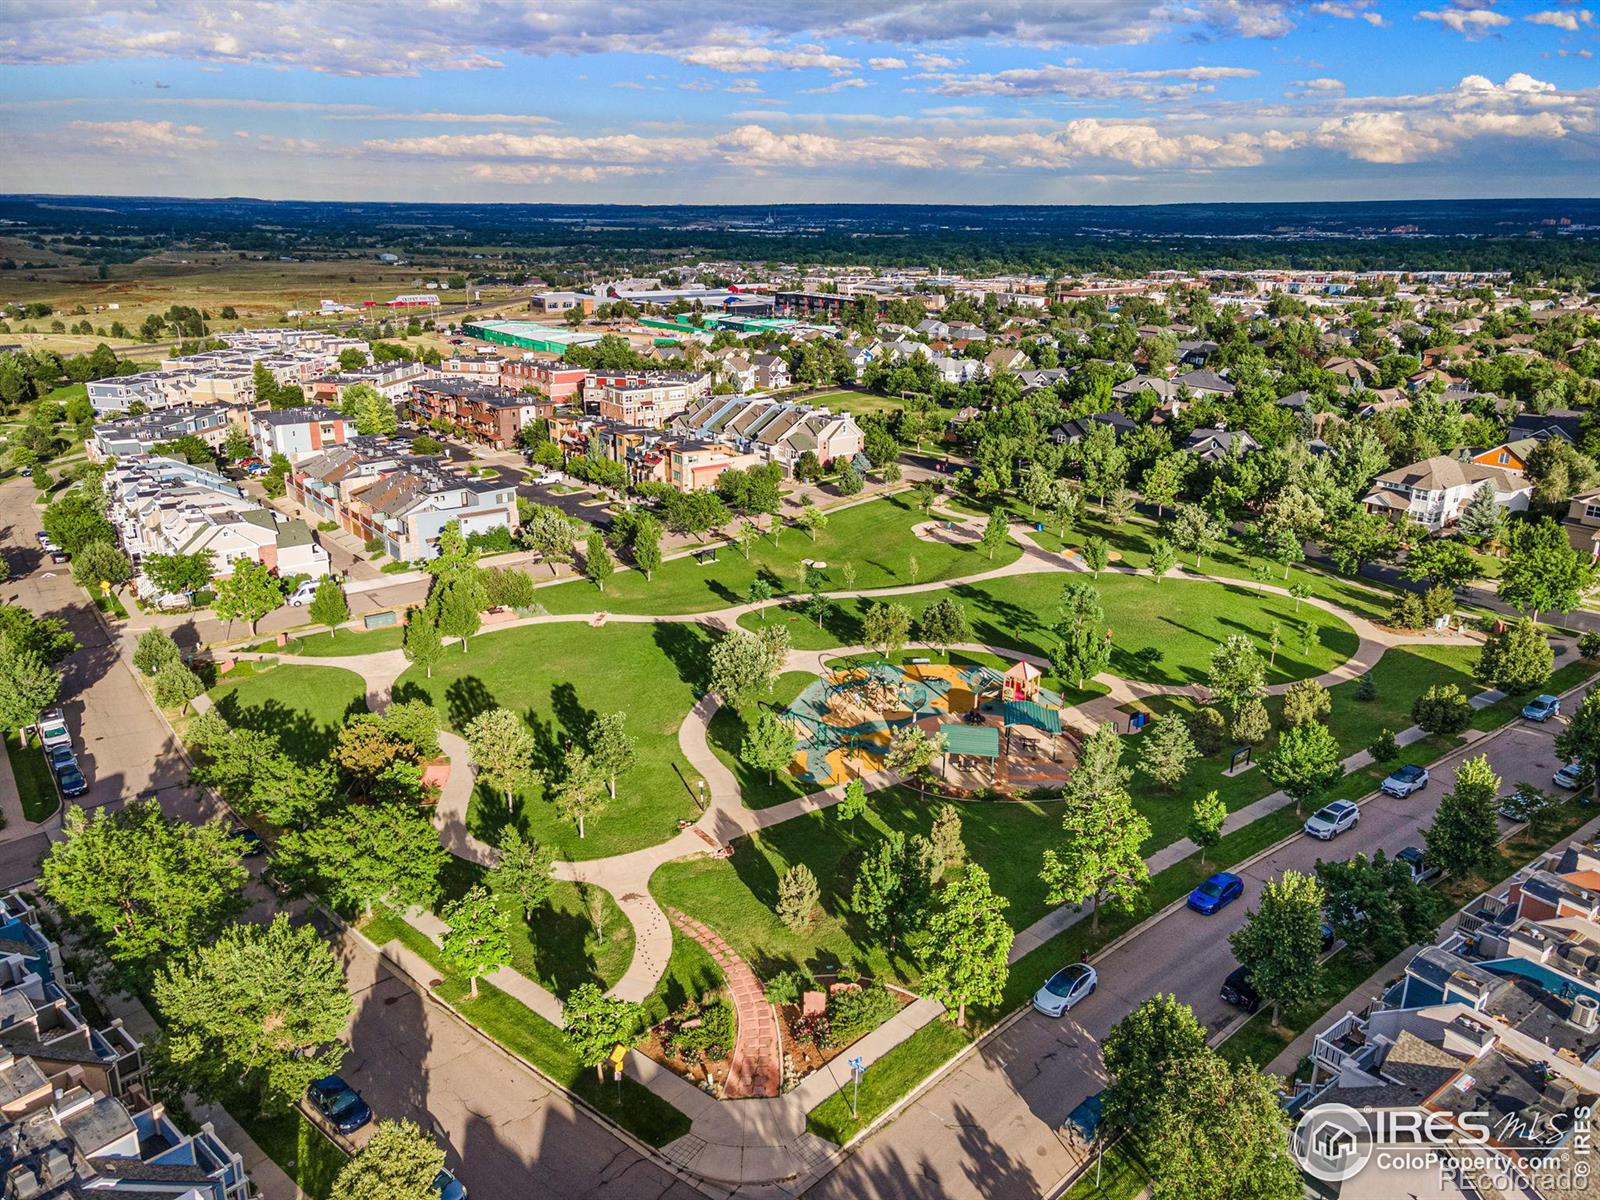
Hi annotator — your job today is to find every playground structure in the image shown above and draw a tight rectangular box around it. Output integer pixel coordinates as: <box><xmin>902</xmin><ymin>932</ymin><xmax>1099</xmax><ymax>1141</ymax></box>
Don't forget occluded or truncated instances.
<box><xmin>783</xmin><ymin>657</ymin><xmax>1077</xmax><ymax>791</ymax></box>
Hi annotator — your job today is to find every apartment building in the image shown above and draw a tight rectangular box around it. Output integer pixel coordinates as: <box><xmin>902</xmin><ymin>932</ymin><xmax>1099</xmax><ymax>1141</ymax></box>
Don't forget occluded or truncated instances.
<box><xmin>674</xmin><ymin>396</ymin><xmax>864</xmax><ymax>475</ymax></box>
<box><xmin>501</xmin><ymin>359</ymin><xmax>588</xmax><ymax>401</ymax></box>
<box><xmin>86</xmin><ymin>364</ymin><xmax>255</xmax><ymax>416</ymax></box>
<box><xmin>1293</xmin><ymin>833</ymin><xmax>1600</xmax><ymax>1199</ymax></box>
<box><xmin>290</xmin><ymin>438</ymin><xmax>519</xmax><ymax>562</ymax></box>
<box><xmin>106</xmin><ymin>457</ymin><xmax>328</xmax><ymax>590</ymax></box>
<box><xmin>408</xmin><ymin>380</ymin><xmax>547</xmax><ymax>449</ymax></box>
<box><xmin>249</xmin><ymin>406</ymin><xmax>349</xmax><ymax>462</ymax></box>
<box><xmin>302</xmin><ymin>360</ymin><xmax>432</xmax><ymax>403</ymax></box>
<box><xmin>0</xmin><ymin>891</ymin><xmax>246</xmax><ymax>1200</ymax></box>
<box><xmin>88</xmin><ymin>404</ymin><xmax>237</xmax><ymax>463</ymax></box>
<box><xmin>586</xmin><ymin>370</ymin><xmax>712</xmax><ymax>429</ymax></box>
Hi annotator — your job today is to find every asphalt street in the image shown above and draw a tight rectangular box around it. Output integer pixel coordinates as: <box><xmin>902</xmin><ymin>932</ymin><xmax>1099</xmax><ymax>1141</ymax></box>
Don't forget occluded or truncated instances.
<box><xmin>807</xmin><ymin>708</ymin><xmax>1580</xmax><ymax>1200</ymax></box>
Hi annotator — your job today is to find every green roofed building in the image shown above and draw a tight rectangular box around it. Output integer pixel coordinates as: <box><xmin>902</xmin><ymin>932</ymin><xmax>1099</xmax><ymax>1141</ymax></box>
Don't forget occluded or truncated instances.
<box><xmin>462</xmin><ymin>319</ymin><xmax>604</xmax><ymax>354</ymax></box>
<box><xmin>941</xmin><ymin>723</ymin><xmax>1000</xmax><ymax>758</ymax></box>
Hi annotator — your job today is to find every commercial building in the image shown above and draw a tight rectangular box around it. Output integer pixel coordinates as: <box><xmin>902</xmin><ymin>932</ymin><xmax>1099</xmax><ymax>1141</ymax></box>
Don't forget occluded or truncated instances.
<box><xmin>773</xmin><ymin>291</ymin><xmax>892</xmax><ymax>322</ymax></box>
<box><xmin>462</xmin><ymin>319</ymin><xmax>603</xmax><ymax>355</ymax></box>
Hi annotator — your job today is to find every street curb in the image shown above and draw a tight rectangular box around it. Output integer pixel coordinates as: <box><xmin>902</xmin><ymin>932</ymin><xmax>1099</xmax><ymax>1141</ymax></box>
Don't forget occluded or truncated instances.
<box><xmin>339</xmin><ymin>917</ymin><xmax>713</xmax><ymax>1197</ymax></box>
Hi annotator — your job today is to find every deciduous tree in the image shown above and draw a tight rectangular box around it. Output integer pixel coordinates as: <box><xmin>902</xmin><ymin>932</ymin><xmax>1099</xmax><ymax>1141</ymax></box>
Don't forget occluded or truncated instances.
<box><xmin>863</xmin><ymin>601</ymin><xmax>913</xmax><ymax>659</ymax></box>
<box><xmin>562</xmin><ymin>984</ymin><xmax>644</xmax><ymax>1081</ymax></box>
<box><xmin>916</xmin><ymin>865</ymin><xmax>1012</xmax><ymax>1027</ymax></box>
<box><xmin>1475</xmin><ymin>617</ymin><xmax>1553</xmax><ymax>694</ymax></box>
<box><xmin>282</xmin><ymin>803</ymin><xmax>446</xmax><ymax>917</ymax></box>
<box><xmin>1187</xmin><ymin>791</ymin><xmax>1226</xmax><ymax>867</ymax></box>
<box><xmin>740</xmin><ymin>710</ymin><xmax>794</xmax><ymax>784</ymax></box>
<box><xmin>1500</xmin><ymin>517</ymin><xmax>1593</xmax><ymax>620</ymax></box>
<box><xmin>212</xmin><ymin>558</ymin><xmax>283</xmax><ymax>635</ymax></box>
<box><xmin>916</xmin><ymin>597</ymin><xmax>969</xmax><ymax>659</ymax></box>
<box><xmin>401</xmin><ymin>607</ymin><xmax>444</xmax><ymax>677</ymax></box>
<box><xmin>1260</xmin><ymin>721</ymin><xmax>1342</xmax><ymax>814</ymax></box>
<box><xmin>1102</xmin><ymin>994</ymin><xmax>1209</xmax><ymax>1131</ymax></box>
<box><xmin>154</xmin><ymin>914</ymin><xmax>351</xmax><ymax>1105</ymax></box>
<box><xmin>440</xmin><ymin>884</ymin><xmax>512</xmax><ymax>998</ymax></box>
<box><xmin>1229</xmin><ymin>869</ymin><xmax>1326</xmax><ymax>1026</ymax></box>
<box><xmin>465</xmin><ymin>707</ymin><xmax>540</xmax><ymax>812</ymax></box>
<box><xmin>308</xmin><ymin>575</ymin><xmax>349</xmax><ymax>637</ymax></box>
<box><xmin>330</xmin><ymin>1120</ymin><xmax>445</xmax><ymax>1200</ymax></box>
<box><xmin>1054</xmin><ymin>579</ymin><xmax>1111</xmax><ymax>690</ymax></box>
<box><xmin>486</xmin><ymin>828</ymin><xmax>555</xmax><ymax>919</ymax></box>
<box><xmin>1424</xmin><ymin>753</ymin><xmax>1502</xmax><ymax>875</ymax></box>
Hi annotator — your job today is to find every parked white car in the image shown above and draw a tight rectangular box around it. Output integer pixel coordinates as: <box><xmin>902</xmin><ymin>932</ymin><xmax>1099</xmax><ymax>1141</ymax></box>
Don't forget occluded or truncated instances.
<box><xmin>1554</xmin><ymin>762</ymin><xmax>1586</xmax><ymax>791</ymax></box>
<box><xmin>286</xmin><ymin>579</ymin><xmax>319</xmax><ymax>606</ymax></box>
<box><xmin>527</xmin><ymin>470</ymin><xmax>563</xmax><ymax>486</ymax></box>
<box><xmin>1303</xmin><ymin>800</ymin><xmax>1360</xmax><ymax>841</ymax></box>
<box><xmin>37</xmin><ymin>708</ymin><xmax>71</xmax><ymax>752</ymax></box>
<box><xmin>1032</xmin><ymin>963</ymin><xmax>1097</xmax><ymax>1018</ymax></box>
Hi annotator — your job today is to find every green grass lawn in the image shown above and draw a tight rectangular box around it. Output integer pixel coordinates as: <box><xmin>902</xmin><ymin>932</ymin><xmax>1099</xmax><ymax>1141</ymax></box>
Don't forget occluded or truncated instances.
<box><xmin>4</xmin><ymin>733</ymin><xmax>60</xmax><ymax>823</ymax></box>
<box><xmin>534</xmin><ymin>494</ymin><xmax>1021</xmax><ymax>617</ymax></box>
<box><xmin>438</xmin><ymin>857</ymin><xmax>634</xmax><ymax>993</ymax></box>
<box><xmin>207</xmin><ymin>663</ymin><xmax>368</xmax><ymax>763</ymax></box>
<box><xmin>227</xmin><ymin>1097</ymin><xmax>347</xmax><ymax>1200</ymax></box>
<box><xmin>742</xmin><ymin>570</ymin><xmax>1359</xmax><ymax>691</ymax></box>
<box><xmin>274</xmin><ymin>626</ymin><xmax>406</xmax><ymax>657</ymax></box>
<box><xmin>360</xmin><ymin>908</ymin><xmax>691</xmax><ymax>1147</ymax></box>
<box><xmin>705</xmin><ymin>671</ymin><xmax>817</xmax><ymax>809</ymax></box>
<box><xmin>394</xmin><ymin>621</ymin><xmax>710</xmax><ymax>860</ymax></box>
<box><xmin>804</xmin><ymin>389</ymin><xmax>905</xmax><ymax>420</ymax></box>
<box><xmin>805</xmin><ymin>1017</ymin><xmax>970</xmax><ymax>1144</ymax></box>
<box><xmin>651</xmin><ymin>786</ymin><xmax>1063</xmax><ymax>986</ymax></box>
<box><xmin>959</xmin><ymin>498</ymin><xmax>1397</xmax><ymax>624</ymax></box>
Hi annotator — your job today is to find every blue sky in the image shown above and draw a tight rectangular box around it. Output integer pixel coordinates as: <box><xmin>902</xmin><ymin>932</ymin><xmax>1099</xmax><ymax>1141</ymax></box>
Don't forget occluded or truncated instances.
<box><xmin>0</xmin><ymin>1</ymin><xmax>1596</xmax><ymax>203</ymax></box>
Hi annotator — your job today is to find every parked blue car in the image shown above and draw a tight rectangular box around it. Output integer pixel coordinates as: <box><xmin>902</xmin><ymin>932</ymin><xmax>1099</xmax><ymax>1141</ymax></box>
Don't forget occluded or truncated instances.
<box><xmin>308</xmin><ymin>1076</ymin><xmax>372</xmax><ymax>1135</ymax></box>
<box><xmin>1187</xmin><ymin>872</ymin><xmax>1244</xmax><ymax>915</ymax></box>
<box><xmin>1522</xmin><ymin>695</ymin><xmax>1561</xmax><ymax>722</ymax></box>
<box><xmin>46</xmin><ymin>744</ymin><xmax>76</xmax><ymax>773</ymax></box>
<box><xmin>55</xmin><ymin>763</ymin><xmax>88</xmax><ymax>798</ymax></box>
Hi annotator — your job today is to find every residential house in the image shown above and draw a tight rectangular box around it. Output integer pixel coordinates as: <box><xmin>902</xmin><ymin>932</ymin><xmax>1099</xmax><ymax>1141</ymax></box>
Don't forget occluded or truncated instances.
<box><xmin>1172</xmin><ymin>368</ymin><xmax>1237</xmax><ymax>398</ymax></box>
<box><xmin>1470</xmin><ymin>438</ymin><xmax>1541</xmax><ymax>474</ymax></box>
<box><xmin>1361</xmin><ymin>455</ymin><xmax>1530</xmax><ymax>532</ymax></box>
<box><xmin>586</xmin><ymin>370</ymin><xmax>712</xmax><ymax>429</ymax></box>
<box><xmin>1181</xmin><ymin>427</ymin><xmax>1261</xmax><ymax>462</ymax></box>
<box><xmin>1292</xmin><ymin>833</ymin><xmax>1600</xmax><ymax>1200</ymax></box>
<box><xmin>931</xmin><ymin>354</ymin><xmax>983</xmax><ymax>385</ymax></box>
<box><xmin>88</xmin><ymin>404</ymin><xmax>237</xmax><ymax>463</ymax></box>
<box><xmin>1051</xmin><ymin>412</ymin><xmax>1136</xmax><ymax>445</ymax></box>
<box><xmin>753</xmin><ymin>353</ymin><xmax>791</xmax><ymax>391</ymax></box>
<box><xmin>708</xmin><ymin>351</ymin><xmax>757</xmax><ymax>394</ymax></box>
<box><xmin>303</xmin><ymin>360</ymin><xmax>431</xmax><ymax>403</ymax></box>
<box><xmin>1509</xmin><ymin>408</ymin><xmax>1584</xmax><ymax>445</ymax></box>
<box><xmin>673</xmin><ymin>396</ymin><xmax>864</xmax><ymax>476</ymax></box>
<box><xmin>0</xmin><ymin>890</ymin><xmax>247</xmax><ymax>1200</ymax></box>
<box><xmin>984</xmin><ymin>347</ymin><xmax>1029</xmax><ymax>376</ymax></box>
<box><xmin>1563</xmin><ymin>487</ymin><xmax>1600</xmax><ymax>558</ymax></box>
<box><xmin>249</xmin><ymin>406</ymin><xmax>349</xmax><ymax>462</ymax></box>
<box><xmin>1015</xmin><ymin>367</ymin><xmax>1072</xmax><ymax>392</ymax></box>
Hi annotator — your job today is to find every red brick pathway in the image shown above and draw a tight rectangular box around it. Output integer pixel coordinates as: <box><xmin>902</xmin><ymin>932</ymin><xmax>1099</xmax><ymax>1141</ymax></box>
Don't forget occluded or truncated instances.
<box><xmin>667</xmin><ymin>909</ymin><xmax>781</xmax><ymax>1099</ymax></box>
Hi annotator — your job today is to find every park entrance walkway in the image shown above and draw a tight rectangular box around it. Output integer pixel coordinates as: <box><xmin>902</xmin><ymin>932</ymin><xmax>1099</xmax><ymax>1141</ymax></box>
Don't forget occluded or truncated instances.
<box><xmin>668</xmin><ymin>909</ymin><xmax>781</xmax><ymax>1100</ymax></box>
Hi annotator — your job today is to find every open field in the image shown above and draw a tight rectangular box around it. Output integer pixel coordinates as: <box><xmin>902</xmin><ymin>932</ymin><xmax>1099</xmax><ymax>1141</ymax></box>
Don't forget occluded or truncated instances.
<box><xmin>394</xmin><ymin>620</ymin><xmax>711</xmax><ymax>860</ymax></box>
<box><xmin>536</xmin><ymin>492</ymin><xmax>1021</xmax><ymax>616</ymax></box>
<box><xmin>206</xmin><ymin>662</ymin><xmax>369</xmax><ymax>763</ymax></box>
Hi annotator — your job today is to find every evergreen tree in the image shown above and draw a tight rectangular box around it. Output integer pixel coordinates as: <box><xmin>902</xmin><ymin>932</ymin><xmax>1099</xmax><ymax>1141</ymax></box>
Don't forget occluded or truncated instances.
<box><xmin>776</xmin><ymin>863</ymin><xmax>820</xmax><ymax>931</ymax></box>
<box><xmin>1475</xmin><ymin>617</ymin><xmax>1553</xmax><ymax>694</ymax></box>
<box><xmin>583</xmin><ymin>530</ymin><xmax>613</xmax><ymax>591</ymax></box>
<box><xmin>1041</xmin><ymin>724</ymin><xmax>1150</xmax><ymax>934</ymax></box>
<box><xmin>1457</xmin><ymin>481</ymin><xmax>1506</xmax><ymax>544</ymax></box>
<box><xmin>1140</xmin><ymin>713</ymin><xmax>1198</xmax><ymax>791</ymax></box>
<box><xmin>1053</xmin><ymin>579</ymin><xmax>1112</xmax><ymax>690</ymax></box>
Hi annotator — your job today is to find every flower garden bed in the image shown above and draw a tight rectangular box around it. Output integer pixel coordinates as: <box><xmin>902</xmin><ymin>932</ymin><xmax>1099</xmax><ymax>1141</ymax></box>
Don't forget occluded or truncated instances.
<box><xmin>775</xmin><ymin>976</ymin><xmax>915</xmax><ymax>1087</ymax></box>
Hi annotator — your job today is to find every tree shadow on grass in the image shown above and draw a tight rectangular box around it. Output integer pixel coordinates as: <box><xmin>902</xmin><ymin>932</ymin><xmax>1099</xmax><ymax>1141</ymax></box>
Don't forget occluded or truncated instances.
<box><xmin>522</xmin><ymin>903</ymin><xmax>609</xmax><ymax>994</ymax></box>
<box><xmin>652</xmin><ymin>621</ymin><xmax>714</xmax><ymax>692</ymax></box>
<box><xmin>443</xmin><ymin>675</ymin><xmax>494</xmax><ymax>729</ymax></box>
<box><xmin>212</xmin><ymin>695</ymin><xmax>331</xmax><ymax>765</ymax></box>
<box><xmin>551</xmin><ymin>681</ymin><xmax>598</xmax><ymax>747</ymax></box>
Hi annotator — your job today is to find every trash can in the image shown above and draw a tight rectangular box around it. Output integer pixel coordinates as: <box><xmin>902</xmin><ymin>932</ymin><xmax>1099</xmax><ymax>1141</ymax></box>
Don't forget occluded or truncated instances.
<box><xmin>1034</xmin><ymin>521</ymin><xmax>1045</xmax><ymax>532</ymax></box>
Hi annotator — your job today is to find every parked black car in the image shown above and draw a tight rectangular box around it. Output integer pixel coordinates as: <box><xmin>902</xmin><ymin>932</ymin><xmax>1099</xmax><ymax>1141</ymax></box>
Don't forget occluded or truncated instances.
<box><xmin>1220</xmin><ymin>965</ymin><xmax>1259</xmax><ymax>1013</ymax></box>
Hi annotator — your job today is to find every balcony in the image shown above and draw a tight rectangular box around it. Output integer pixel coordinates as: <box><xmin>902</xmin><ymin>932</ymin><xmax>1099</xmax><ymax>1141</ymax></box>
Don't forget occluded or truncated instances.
<box><xmin>1311</xmin><ymin>1010</ymin><xmax>1373</xmax><ymax>1076</ymax></box>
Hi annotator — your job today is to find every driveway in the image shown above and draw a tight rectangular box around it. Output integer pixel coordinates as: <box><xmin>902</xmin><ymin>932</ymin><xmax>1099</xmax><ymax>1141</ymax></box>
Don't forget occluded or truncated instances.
<box><xmin>807</xmin><ymin>711</ymin><xmax>1580</xmax><ymax>1200</ymax></box>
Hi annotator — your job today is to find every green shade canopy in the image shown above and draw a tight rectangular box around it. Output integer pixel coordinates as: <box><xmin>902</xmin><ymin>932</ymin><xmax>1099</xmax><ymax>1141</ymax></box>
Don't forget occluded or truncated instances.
<box><xmin>940</xmin><ymin>723</ymin><xmax>1000</xmax><ymax>758</ymax></box>
<box><xmin>1003</xmin><ymin>700</ymin><xmax>1061</xmax><ymax>734</ymax></box>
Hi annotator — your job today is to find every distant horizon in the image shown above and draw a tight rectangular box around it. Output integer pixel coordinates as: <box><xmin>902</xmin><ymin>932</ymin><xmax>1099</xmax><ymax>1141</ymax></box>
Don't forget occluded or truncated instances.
<box><xmin>6</xmin><ymin>192</ymin><xmax>1599</xmax><ymax>210</ymax></box>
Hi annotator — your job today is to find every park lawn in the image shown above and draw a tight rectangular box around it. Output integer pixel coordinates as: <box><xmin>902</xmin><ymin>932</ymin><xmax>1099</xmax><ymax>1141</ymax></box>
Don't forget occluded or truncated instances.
<box><xmin>643</xmin><ymin>926</ymin><xmax>728</xmax><ymax>1026</ymax></box>
<box><xmin>533</xmin><ymin>494</ymin><xmax>1021</xmax><ymax>617</ymax></box>
<box><xmin>224</xmin><ymin>1093</ymin><xmax>346</xmax><ymax>1200</ymax></box>
<box><xmin>959</xmin><ymin>495</ymin><xmax>1396</xmax><ymax>624</ymax></box>
<box><xmin>4</xmin><ymin>733</ymin><xmax>60</xmax><ymax>824</ymax></box>
<box><xmin>207</xmin><ymin>663</ymin><xmax>368</xmax><ymax>763</ymax></box>
<box><xmin>741</xmin><ymin>571</ymin><xmax>1359</xmax><ymax>690</ymax></box>
<box><xmin>278</xmin><ymin>626</ymin><xmax>406</xmax><ymax>657</ymax></box>
<box><xmin>650</xmin><ymin>786</ymin><xmax>1064</xmax><ymax>988</ymax></box>
<box><xmin>438</xmin><ymin>857</ymin><xmax>634</xmax><ymax>993</ymax></box>
<box><xmin>361</xmin><ymin>908</ymin><xmax>691</xmax><ymax>1147</ymax></box>
<box><xmin>804</xmin><ymin>389</ymin><xmax>904</xmax><ymax>420</ymax></box>
<box><xmin>804</xmin><ymin>1017</ymin><xmax>970</xmax><ymax>1145</ymax></box>
<box><xmin>394</xmin><ymin>620</ymin><xmax>710</xmax><ymax>860</ymax></box>
<box><xmin>705</xmin><ymin>671</ymin><xmax>817</xmax><ymax>809</ymax></box>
